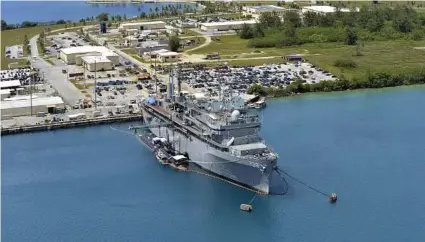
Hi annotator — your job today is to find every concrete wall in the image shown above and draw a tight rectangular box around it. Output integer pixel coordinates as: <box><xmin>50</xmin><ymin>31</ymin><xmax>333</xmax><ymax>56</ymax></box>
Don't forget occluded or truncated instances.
<box><xmin>1</xmin><ymin>103</ymin><xmax>65</xmax><ymax>120</ymax></box>
<box><xmin>86</xmin><ymin>61</ymin><xmax>113</xmax><ymax>72</ymax></box>
<box><xmin>121</xmin><ymin>22</ymin><xmax>166</xmax><ymax>30</ymax></box>
<box><xmin>106</xmin><ymin>55</ymin><xmax>120</xmax><ymax>66</ymax></box>
<box><xmin>157</xmin><ymin>55</ymin><xmax>178</xmax><ymax>63</ymax></box>
<box><xmin>201</xmin><ymin>23</ymin><xmax>253</xmax><ymax>31</ymax></box>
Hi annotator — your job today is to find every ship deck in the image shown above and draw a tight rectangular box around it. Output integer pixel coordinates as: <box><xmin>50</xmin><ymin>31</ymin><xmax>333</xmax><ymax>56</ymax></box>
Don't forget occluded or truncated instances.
<box><xmin>143</xmin><ymin>103</ymin><xmax>229</xmax><ymax>152</ymax></box>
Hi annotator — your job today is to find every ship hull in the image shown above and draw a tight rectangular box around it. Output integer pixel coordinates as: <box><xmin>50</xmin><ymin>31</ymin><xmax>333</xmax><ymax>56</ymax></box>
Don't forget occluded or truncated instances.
<box><xmin>143</xmin><ymin>110</ymin><xmax>276</xmax><ymax>194</ymax></box>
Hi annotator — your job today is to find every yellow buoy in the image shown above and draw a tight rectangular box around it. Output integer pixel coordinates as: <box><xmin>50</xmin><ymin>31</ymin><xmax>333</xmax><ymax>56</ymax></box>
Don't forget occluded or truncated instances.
<box><xmin>240</xmin><ymin>204</ymin><xmax>253</xmax><ymax>212</ymax></box>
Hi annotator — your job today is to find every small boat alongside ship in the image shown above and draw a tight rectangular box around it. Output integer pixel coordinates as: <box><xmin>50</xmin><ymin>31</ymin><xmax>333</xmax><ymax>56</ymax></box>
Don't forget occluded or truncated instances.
<box><xmin>151</xmin><ymin>135</ymin><xmax>189</xmax><ymax>170</ymax></box>
<box><xmin>247</xmin><ymin>97</ymin><xmax>267</xmax><ymax>109</ymax></box>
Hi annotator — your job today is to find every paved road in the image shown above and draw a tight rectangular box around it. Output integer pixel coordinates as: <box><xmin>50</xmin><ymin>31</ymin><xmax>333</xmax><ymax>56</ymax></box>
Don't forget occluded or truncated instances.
<box><xmin>184</xmin><ymin>35</ymin><xmax>212</xmax><ymax>53</ymax></box>
<box><xmin>29</xmin><ymin>30</ymin><xmax>86</xmax><ymax>105</ymax></box>
<box><xmin>29</xmin><ymin>35</ymin><xmax>40</xmax><ymax>57</ymax></box>
<box><xmin>31</xmin><ymin>58</ymin><xmax>85</xmax><ymax>105</ymax></box>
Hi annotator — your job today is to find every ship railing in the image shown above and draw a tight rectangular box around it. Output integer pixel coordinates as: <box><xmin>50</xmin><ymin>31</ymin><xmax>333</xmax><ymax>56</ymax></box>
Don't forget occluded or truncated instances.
<box><xmin>226</xmin><ymin>151</ymin><xmax>277</xmax><ymax>162</ymax></box>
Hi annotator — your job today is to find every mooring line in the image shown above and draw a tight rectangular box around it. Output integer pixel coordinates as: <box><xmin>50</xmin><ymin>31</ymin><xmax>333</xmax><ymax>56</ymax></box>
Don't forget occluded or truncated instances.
<box><xmin>276</xmin><ymin>167</ymin><xmax>329</xmax><ymax>197</ymax></box>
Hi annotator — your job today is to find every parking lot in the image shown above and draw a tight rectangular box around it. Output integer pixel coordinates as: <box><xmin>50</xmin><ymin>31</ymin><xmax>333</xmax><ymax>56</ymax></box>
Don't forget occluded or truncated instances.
<box><xmin>178</xmin><ymin>62</ymin><xmax>337</xmax><ymax>95</ymax></box>
<box><xmin>46</xmin><ymin>32</ymin><xmax>89</xmax><ymax>55</ymax></box>
<box><xmin>4</xmin><ymin>45</ymin><xmax>23</xmax><ymax>59</ymax></box>
<box><xmin>0</xmin><ymin>68</ymin><xmax>44</xmax><ymax>85</ymax></box>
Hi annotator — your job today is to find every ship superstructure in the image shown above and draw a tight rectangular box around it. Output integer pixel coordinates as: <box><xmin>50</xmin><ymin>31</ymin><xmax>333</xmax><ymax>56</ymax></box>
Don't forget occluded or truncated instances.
<box><xmin>141</xmin><ymin>67</ymin><xmax>278</xmax><ymax>194</ymax></box>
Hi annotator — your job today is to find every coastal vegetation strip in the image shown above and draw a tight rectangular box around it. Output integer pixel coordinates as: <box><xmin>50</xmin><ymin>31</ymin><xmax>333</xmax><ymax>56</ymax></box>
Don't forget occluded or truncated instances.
<box><xmin>248</xmin><ymin>72</ymin><xmax>425</xmax><ymax>98</ymax></box>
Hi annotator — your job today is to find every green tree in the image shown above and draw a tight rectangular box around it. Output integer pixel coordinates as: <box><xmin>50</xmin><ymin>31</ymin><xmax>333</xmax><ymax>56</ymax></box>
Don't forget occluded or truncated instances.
<box><xmin>283</xmin><ymin>11</ymin><xmax>302</xmax><ymax>28</ymax></box>
<box><xmin>1</xmin><ymin>20</ymin><xmax>7</xmax><ymax>30</ymax></box>
<box><xmin>303</xmin><ymin>12</ymin><xmax>318</xmax><ymax>27</ymax></box>
<box><xmin>247</xmin><ymin>84</ymin><xmax>266</xmax><ymax>96</ymax></box>
<box><xmin>97</xmin><ymin>12</ymin><xmax>109</xmax><ymax>22</ymax></box>
<box><xmin>393</xmin><ymin>6</ymin><xmax>416</xmax><ymax>33</ymax></box>
<box><xmin>279</xmin><ymin>22</ymin><xmax>299</xmax><ymax>46</ymax></box>
<box><xmin>253</xmin><ymin>23</ymin><xmax>265</xmax><ymax>37</ymax></box>
<box><xmin>259</xmin><ymin>12</ymin><xmax>281</xmax><ymax>28</ymax></box>
<box><xmin>239</xmin><ymin>23</ymin><xmax>254</xmax><ymax>39</ymax></box>
<box><xmin>168</xmin><ymin>35</ymin><xmax>180</xmax><ymax>52</ymax></box>
<box><xmin>345</xmin><ymin>27</ymin><xmax>358</xmax><ymax>45</ymax></box>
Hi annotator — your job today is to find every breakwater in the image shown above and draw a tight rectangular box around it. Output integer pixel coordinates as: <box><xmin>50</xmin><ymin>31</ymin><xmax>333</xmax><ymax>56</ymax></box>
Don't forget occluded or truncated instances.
<box><xmin>1</xmin><ymin>114</ymin><xmax>142</xmax><ymax>135</ymax></box>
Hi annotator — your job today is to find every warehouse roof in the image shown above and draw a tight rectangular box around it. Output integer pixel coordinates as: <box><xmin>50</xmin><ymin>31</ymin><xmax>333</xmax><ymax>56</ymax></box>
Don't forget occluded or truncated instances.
<box><xmin>0</xmin><ymin>89</ymin><xmax>11</xmax><ymax>95</ymax></box>
<box><xmin>302</xmin><ymin>5</ymin><xmax>358</xmax><ymax>13</ymax></box>
<box><xmin>60</xmin><ymin>46</ymin><xmax>118</xmax><ymax>57</ymax></box>
<box><xmin>120</xmin><ymin>21</ymin><xmax>165</xmax><ymax>27</ymax></box>
<box><xmin>248</xmin><ymin>5</ymin><xmax>285</xmax><ymax>11</ymax></box>
<box><xmin>81</xmin><ymin>55</ymin><xmax>112</xmax><ymax>64</ymax></box>
<box><xmin>0</xmin><ymin>80</ymin><xmax>21</xmax><ymax>89</ymax></box>
<box><xmin>152</xmin><ymin>49</ymin><xmax>171</xmax><ymax>54</ymax></box>
<box><xmin>1</xmin><ymin>96</ymin><xmax>64</xmax><ymax>110</ymax></box>
<box><xmin>201</xmin><ymin>20</ymin><xmax>257</xmax><ymax>27</ymax></box>
<box><xmin>157</xmin><ymin>51</ymin><xmax>179</xmax><ymax>57</ymax></box>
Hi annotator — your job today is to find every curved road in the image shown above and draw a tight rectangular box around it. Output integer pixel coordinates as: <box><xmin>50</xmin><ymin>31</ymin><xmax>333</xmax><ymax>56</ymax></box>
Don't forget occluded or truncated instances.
<box><xmin>184</xmin><ymin>35</ymin><xmax>212</xmax><ymax>54</ymax></box>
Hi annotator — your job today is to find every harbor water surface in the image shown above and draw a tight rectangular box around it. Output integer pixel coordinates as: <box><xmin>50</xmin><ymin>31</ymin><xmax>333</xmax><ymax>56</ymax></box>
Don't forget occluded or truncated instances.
<box><xmin>2</xmin><ymin>87</ymin><xmax>425</xmax><ymax>242</ymax></box>
<box><xmin>1</xmin><ymin>1</ymin><xmax>195</xmax><ymax>24</ymax></box>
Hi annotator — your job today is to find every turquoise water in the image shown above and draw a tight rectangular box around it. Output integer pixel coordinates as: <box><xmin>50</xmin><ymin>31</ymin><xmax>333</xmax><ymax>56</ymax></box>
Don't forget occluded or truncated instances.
<box><xmin>1</xmin><ymin>1</ymin><xmax>194</xmax><ymax>24</ymax></box>
<box><xmin>2</xmin><ymin>87</ymin><xmax>425</xmax><ymax>242</ymax></box>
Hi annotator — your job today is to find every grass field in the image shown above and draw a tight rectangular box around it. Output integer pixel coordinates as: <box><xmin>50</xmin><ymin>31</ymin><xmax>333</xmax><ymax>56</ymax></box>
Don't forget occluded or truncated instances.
<box><xmin>1</xmin><ymin>24</ymin><xmax>87</xmax><ymax>69</ymax></box>
<box><xmin>190</xmin><ymin>35</ymin><xmax>425</xmax><ymax>80</ymax></box>
<box><xmin>181</xmin><ymin>29</ymin><xmax>200</xmax><ymax>37</ymax></box>
<box><xmin>182</xmin><ymin>36</ymin><xmax>206</xmax><ymax>52</ymax></box>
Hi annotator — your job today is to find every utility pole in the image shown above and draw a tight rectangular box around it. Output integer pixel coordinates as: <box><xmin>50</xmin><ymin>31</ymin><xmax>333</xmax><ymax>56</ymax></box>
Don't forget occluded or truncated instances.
<box><xmin>94</xmin><ymin>59</ymin><xmax>97</xmax><ymax>110</ymax></box>
<box><xmin>30</xmin><ymin>73</ymin><xmax>34</xmax><ymax>116</ymax></box>
<box><xmin>155</xmin><ymin>56</ymin><xmax>157</xmax><ymax>95</ymax></box>
<box><xmin>83</xmin><ymin>62</ymin><xmax>86</xmax><ymax>88</ymax></box>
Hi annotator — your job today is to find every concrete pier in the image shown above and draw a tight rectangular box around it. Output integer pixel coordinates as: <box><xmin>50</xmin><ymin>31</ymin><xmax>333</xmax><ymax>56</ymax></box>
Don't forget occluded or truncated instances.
<box><xmin>1</xmin><ymin>114</ymin><xmax>142</xmax><ymax>135</ymax></box>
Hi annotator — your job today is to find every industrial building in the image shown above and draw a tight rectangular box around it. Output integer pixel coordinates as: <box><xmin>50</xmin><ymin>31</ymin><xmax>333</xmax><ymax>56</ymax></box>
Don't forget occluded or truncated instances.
<box><xmin>0</xmin><ymin>80</ymin><xmax>21</xmax><ymax>89</ymax></box>
<box><xmin>142</xmin><ymin>49</ymin><xmax>168</xmax><ymax>60</ymax></box>
<box><xmin>81</xmin><ymin>56</ymin><xmax>113</xmax><ymax>72</ymax></box>
<box><xmin>141</xmin><ymin>49</ymin><xmax>179</xmax><ymax>63</ymax></box>
<box><xmin>199</xmin><ymin>20</ymin><xmax>257</xmax><ymax>31</ymax></box>
<box><xmin>118</xmin><ymin>21</ymin><xmax>166</xmax><ymax>31</ymax></box>
<box><xmin>243</xmin><ymin>5</ymin><xmax>286</xmax><ymax>19</ymax></box>
<box><xmin>137</xmin><ymin>40</ymin><xmax>169</xmax><ymax>55</ymax></box>
<box><xmin>156</xmin><ymin>51</ymin><xmax>179</xmax><ymax>63</ymax></box>
<box><xmin>1</xmin><ymin>96</ymin><xmax>65</xmax><ymax>120</ymax></box>
<box><xmin>1</xmin><ymin>89</ymin><xmax>11</xmax><ymax>100</ymax></box>
<box><xmin>59</xmin><ymin>46</ymin><xmax>119</xmax><ymax>66</ymax></box>
<box><xmin>301</xmin><ymin>6</ymin><xmax>359</xmax><ymax>14</ymax></box>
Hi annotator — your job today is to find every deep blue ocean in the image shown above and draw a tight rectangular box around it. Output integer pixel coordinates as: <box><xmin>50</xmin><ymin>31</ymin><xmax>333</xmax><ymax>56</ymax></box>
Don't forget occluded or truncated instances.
<box><xmin>2</xmin><ymin>86</ymin><xmax>425</xmax><ymax>242</ymax></box>
<box><xmin>1</xmin><ymin>1</ymin><xmax>194</xmax><ymax>25</ymax></box>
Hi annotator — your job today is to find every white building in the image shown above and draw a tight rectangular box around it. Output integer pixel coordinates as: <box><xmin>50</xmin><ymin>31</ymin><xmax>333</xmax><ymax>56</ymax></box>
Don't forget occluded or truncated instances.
<box><xmin>199</xmin><ymin>20</ymin><xmax>257</xmax><ymax>31</ymax></box>
<box><xmin>0</xmin><ymin>80</ymin><xmax>21</xmax><ymax>89</ymax></box>
<box><xmin>124</xmin><ymin>36</ymin><xmax>141</xmax><ymax>48</ymax></box>
<box><xmin>1</xmin><ymin>96</ymin><xmax>65</xmax><ymax>120</ymax></box>
<box><xmin>243</xmin><ymin>5</ymin><xmax>286</xmax><ymax>19</ymax></box>
<box><xmin>59</xmin><ymin>46</ymin><xmax>119</xmax><ymax>66</ymax></box>
<box><xmin>118</xmin><ymin>21</ymin><xmax>166</xmax><ymax>31</ymax></box>
<box><xmin>142</xmin><ymin>49</ymin><xmax>170</xmax><ymax>60</ymax></box>
<box><xmin>301</xmin><ymin>6</ymin><xmax>359</xmax><ymax>14</ymax></box>
<box><xmin>0</xmin><ymin>89</ymin><xmax>11</xmax><ymax>100</ymax></box>
<box><xmin>156</xmin><ymin>51</ymin><xmax>179</xmax><ymax>63</ymax></box>
<box><xmin>81</xmin><ymin>56</ymin><xmax>113</xmax><ymax>72</ymax></box>
<box><xmin>165</xmin><ymin>25</ymin><xmax>182</xmax><ymax>35</ymax></box>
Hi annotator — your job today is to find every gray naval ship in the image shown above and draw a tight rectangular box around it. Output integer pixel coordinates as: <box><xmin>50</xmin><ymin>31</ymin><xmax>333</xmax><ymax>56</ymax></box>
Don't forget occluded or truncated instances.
<box><xmin>141</xmin><ymin>70</ymin><xmax>278</xmax><ymax>194</ymax></box>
